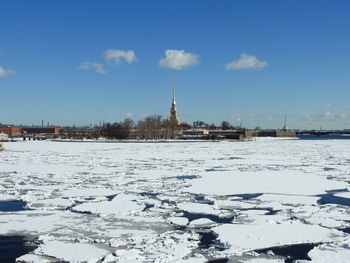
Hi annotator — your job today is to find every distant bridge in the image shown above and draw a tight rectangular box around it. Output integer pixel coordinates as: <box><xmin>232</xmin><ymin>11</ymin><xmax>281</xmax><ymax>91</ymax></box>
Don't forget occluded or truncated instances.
<box><xmin>296</xmin><ymin>131</ymin><xmax>350</xmax><ymax>136</ymax></box>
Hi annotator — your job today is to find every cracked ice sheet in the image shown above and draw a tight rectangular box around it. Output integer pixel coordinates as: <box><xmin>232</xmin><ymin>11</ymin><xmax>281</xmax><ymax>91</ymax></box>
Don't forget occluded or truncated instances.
<box><xmin>301</xmin><ymin>247</ymin><xmax>350</xmax><ymax>263</ymax></box>
<box><xmin>297</xmin><ymin>205</ymin><xmax>350</xmax><ymax>228</ymax></box>
<box><xmin>188</xmin><ymin>170</ymin><xmax>347</xmax><ymax>196</ymax></box>
<box><xmin>74</xmin><ymin>193</ymin><xmax>145</xmax><ymax>216</ymax></box>
<box><xmin>60</xmin><ymin>188</ymin><xmax>119</xmax><ymax>198</ymax></box>
<box><xmin>35</xmin><ymin>240</ymin><xmax>110</xmax><ymax>262</ymax></box>
<box><xmin>109</xmin><ymin>231</ymin><xmax>199</xmax><ymax>263</ymax></box>
<box><xmin>178</xmin><ymin>202</ymin><xmax>221</xmax><ymax>215</ymax></box>
<box><xmin>334</xmin><ymin>191</ymin><xmax>350</xmax><ymax>198</ymax></box>
<box><xmin>28</xmin><ymin>197</ymin><xmax>73</xmax><ymax>210</ymax></box>
<box><xmin>213</xmin><ymin>221</ymin><xmax>344</xmax><ymax>254</ymax></box>
<box><xmin>256</xmin><ymin>194</ymin><xmax>319</xmax><ymax>206</ymax></box>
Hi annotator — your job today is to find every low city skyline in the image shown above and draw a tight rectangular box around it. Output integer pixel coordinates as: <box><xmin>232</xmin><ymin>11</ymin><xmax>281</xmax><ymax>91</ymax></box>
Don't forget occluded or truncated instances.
<box><xmin>1</xmin><ymin>0</ymin><xmax>350</xmax><ymax>129</ymax></box>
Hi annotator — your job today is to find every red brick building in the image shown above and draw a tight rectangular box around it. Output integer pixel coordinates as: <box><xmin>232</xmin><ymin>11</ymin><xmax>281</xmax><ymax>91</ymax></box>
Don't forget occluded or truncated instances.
<box><xmin>0</xmin><ymin>126</ymin><xmax>23</xmax><ymax>136</ymax></box>
<box><xmin>22</xmin><ymin>126</ymin><xmax>62</xmax><ymax>135</ymax></box>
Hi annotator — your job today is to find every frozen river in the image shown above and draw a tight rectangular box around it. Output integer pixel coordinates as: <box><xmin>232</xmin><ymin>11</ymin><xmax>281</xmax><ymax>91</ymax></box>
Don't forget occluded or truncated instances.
<box><xmin>0</xmin><ymin>138</ymin><xmax>349</xmax><ymax>263</ymax></box>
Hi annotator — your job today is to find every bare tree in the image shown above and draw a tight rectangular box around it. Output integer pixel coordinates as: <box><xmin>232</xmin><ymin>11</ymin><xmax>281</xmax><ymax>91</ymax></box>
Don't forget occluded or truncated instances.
<box><xmin>144</xmin><ymin>115</ymin><xmax>161</xmax><ymax>139</ymax></box>
<box><xmin>137</xmin><ymin>120</ymin><xmax>147</xmax><ymax>139</ymax></box>
<box><xmin>221</xmin><ymin>121</ymin><xmax>231</xmax><ymax>130</ymax></box>
<box><xmin>102</xmin><ymin>122</ymin><xmax>128</xmax><ymax>139</ymax></box>
<box><xmin>135</xmin><ymin>115</ymin><xmax>161</xmax><ymax>139</ymax></box>
<box><xmin>123</xmin><ymin>118</ymin><xmax>135</xmax><ymax>137</ymax></box>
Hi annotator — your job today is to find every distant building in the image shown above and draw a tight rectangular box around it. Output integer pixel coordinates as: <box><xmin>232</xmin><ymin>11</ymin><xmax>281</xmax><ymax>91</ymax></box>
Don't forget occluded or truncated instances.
<box><xmin>61</xmin><ymin>126</ymin><xmax>102</xmax><ymax>139</ymax></box>
<box><xmin>183</xmin><ymin>128</ymin><xmax>209</xmax><ymax>136</ymax></box>
<box><xmin>0</xmin><ymin>125</ymin><xmax>23</xmax><ymax>136</ymax></box>
<box><xmin>22</xmin><ymin>126</ymin><xmax>62</xmax><ymax>135</ymax></box>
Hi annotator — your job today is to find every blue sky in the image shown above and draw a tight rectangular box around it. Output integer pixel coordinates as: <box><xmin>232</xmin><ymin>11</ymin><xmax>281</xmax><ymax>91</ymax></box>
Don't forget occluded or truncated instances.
<box><xmin>0</xmin><ymin>0</ymin><xmax>350</xmax><ymax>129</ymax></box>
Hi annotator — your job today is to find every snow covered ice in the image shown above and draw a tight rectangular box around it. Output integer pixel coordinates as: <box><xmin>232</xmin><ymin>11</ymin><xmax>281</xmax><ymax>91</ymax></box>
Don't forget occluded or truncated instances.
<box><xmin>0</xmin><ymin>137</ymin><xmax>349</xmax><ymax>262</ymax></box>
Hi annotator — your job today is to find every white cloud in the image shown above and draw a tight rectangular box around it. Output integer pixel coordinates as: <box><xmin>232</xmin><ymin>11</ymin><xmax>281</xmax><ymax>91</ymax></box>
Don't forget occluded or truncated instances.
<box><xmin>299</xmin><ymin>112</ymin><xmax>350</xmax><ymax>122</ymax></box>
<box><xmin>125</xmin><ymin>112</ymin><xmax>134</xmax><ymax>118</ymax></box>
<box><xmin>234</xmin><ymin>114</ymin><xmax>241</xmax><ymax>122</ymax></box>
<box><xmin>104</xmin><ymin>49</ymin><xmax>137</xmax><ymax>65</ymax></box>
<box><xmin>225</xmin><ymin>53</ymin><xmax>267</xmax><ymax>70</ymax></box>
<box><xmin>322</xmin><ymin>112</ymin><xmax>331</xmax><ymax>118</ymax></box>
<box><xmin>324</xmin><ymin>104</ymin><xmax>332</xmax><ymax>108</ymax></box>
<box><xmin>336</xmin><ymin>113</ymin><xmax>349</xmax><ymax>121</ymax></box>
<box><xmin>158</xmin><ymin>49</ymin><xmax>199</xmax><ymax>70</ymax></box>
<box><xmin>300</xmin><ymin>114</ymin><xmax>312</xmax><ymax>121</ymax></box>
<box><xmin>78</xmin><ymin>61</ymin><xmax>106</xmax><ymax>74</ymax></box>
<box><xmin>0</xmin><ymin>65</ymin><xmax>16</xmax><ymax>78</ymax></box>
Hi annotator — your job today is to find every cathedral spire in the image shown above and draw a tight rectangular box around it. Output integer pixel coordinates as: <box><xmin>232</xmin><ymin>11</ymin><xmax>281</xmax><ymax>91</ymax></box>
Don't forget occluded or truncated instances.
<box><xmin>282</xmin><ymin>114</ymin><xmax>288</xmax><ymax>130</ymax></box>
<box><xmin>169</xmin><ymin>75</ymin><xmax>179</xmax><ymax>125</ymax></box>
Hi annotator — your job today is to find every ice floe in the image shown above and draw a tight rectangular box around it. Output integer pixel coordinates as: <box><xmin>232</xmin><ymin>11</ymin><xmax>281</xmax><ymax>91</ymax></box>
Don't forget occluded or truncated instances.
<box><xmin>213</xmin><ymin>221</ymin><xmax>343</xmax><ymax>254</ymax></box>
<box><xmin>296</xmin><ymin>244</ymin><xmax>350</xmax><ymax>263</ymax></box>
<box><xmin>35</xmin><ymin>240</ymin><xmax>110</xmax><ymax>262</ymax></box>
<box><xmin>188</xmin><ymin>170</ymin><xmax>347</xmax><ymax>196</ymax></box>
<box><xmin>74</xmin><ymin>193</ymin><xmax>145</xmax><ymax>216</ymax></box>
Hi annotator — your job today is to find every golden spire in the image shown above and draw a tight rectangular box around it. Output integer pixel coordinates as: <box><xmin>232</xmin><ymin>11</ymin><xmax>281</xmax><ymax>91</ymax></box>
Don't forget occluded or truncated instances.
<box><xmin>169</xmin><ymin>75</ymin><xmax>179</xmax><ymax>125</ymax></box>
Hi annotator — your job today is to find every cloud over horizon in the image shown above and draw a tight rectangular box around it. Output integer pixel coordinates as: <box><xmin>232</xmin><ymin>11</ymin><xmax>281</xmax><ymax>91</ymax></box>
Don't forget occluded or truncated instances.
<box><xmin>299</xmin><ymin>112</ymin><xmax>350</xmax><ymax>123</ymax></box>
<box><xmin>0</xmin><ymin>65</ymin><xmax>15</xmax><ymax>78</ymax></box>
<box><xmin>159</xmin><ymin>49</ymin><xmax>199</xmax><ymax>70</ymax></box>
<box><xmin>225</xmin><ymin>53</ymin><xmax>267</xmax><ymax>70</ymax></box>
<box><xmin>78</xmin><ymin>61</ymin><xmax>106</xmax><ymax>74</ymax></box>
<box><xmin>104</xmin><ymin>49</ymin><xmax>137</xmax><ymax>65</ymax></box>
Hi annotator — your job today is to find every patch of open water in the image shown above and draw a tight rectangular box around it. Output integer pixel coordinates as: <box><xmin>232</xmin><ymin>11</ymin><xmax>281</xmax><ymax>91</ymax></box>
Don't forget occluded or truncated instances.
<box><xmin>198</xmin><ymin>231</ymin><xmax>217</xmax><ymax>249</ymax></box>
<box><xmin>0</xmin><ymin>201</ymin><xmax>27</xmax><ymax>212</ymax></box>
<box><xmin>105</xmin><ymin>194</ymin><xmax>118</xmax><ymax>201</ymax></box>
<box><xmin>208</xmin><ymin>258</ymin><xmax>228</xmax><ymax>263</ymax></box>
<box><xmin>255</xmin><ymin>243</ymin><xmax>321</xmax><ymax>263</ymax></box>
<box><xmin>195</xmin><ymin>195</ymin><xmax>214</xmax><ymax>205</ymax></box>
<box><xmin>139</xmin><ymin>192</ymin><xmax>159</xmax><ymax>198</ymax></box>
<box><xmin>224</xmin><ymin>193</ymin><xmax>263</xmax><ymax>200</ymax></box>
<box><xmin>177</xmin><ymin>175</ymin><xmax>198</xmax><ymax>180</ymax></box>
<box><xmin>181</xmin><ymin>211</ymin><xmax>234</xmax><ymax>224</ymax></box>
<box><xmin>317</xmin><ymin>194</ymin><xmax>350</xmax><ymax>206</ymax></box>
<box><xmin>338</xmin><ymin>227</ymin><xmax>350</xmax><ymax>234</ymax></box>
<box><xmin>0</xmin><ymin>236</ymin><xmax>38</xmax><ymax>263</ymax></box>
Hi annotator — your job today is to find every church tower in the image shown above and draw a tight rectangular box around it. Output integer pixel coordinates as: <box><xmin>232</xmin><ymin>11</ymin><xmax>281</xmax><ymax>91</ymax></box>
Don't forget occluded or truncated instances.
<box><xmin>169</xmin><ymin>76</ymin><xmax>179</xmax><ymax>125</ymax></box>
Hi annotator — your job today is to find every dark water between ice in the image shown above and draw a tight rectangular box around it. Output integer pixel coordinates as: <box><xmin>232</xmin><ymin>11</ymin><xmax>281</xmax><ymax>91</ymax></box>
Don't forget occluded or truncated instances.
<box><xmin>318</xmin><ymin>193</ymin><xmax>350</xmax><ymax>206</ymax></box>
<box><xmin>0</xmin><ymin>236</ymin><xmax>38</xmax><ymax>263</ymax></box>
<box><xmin>195</xmin><ymin>194</ymin><xmax>214</xmax><ymax>205</ymax></box>
<box><xmin>181</xmin><ymin>210</ymin><xmax>234</xmax><ymax>224</ymax></box>
<box><xmin>0</xmin><ymin>201</ymin><xmax>27</xmax><ymax>212</ymax></box>
<box><xmin>198</xmin><ymin>231</ymin><xmax>218</xmax><ymax>249</ymax></box>
<box><xmin>256</xmin><ymin>243</ymin><xmax>320</xmax><ymax>263</ymax></box>
<box><xmin>177</xmin><ymin>175</ymin><xmax>198</xmax><ymax>180</ymax></box>
<box><xmin>208</xmin><ymin>259</ymin><xmax>228</xmax><ymax>263</ymax></box>
<box><xmin>339</xmin><ymin>227</ymin><xmax>350</xmax><ymax>234</ymax></box>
